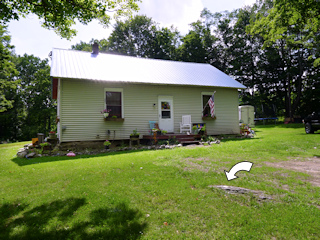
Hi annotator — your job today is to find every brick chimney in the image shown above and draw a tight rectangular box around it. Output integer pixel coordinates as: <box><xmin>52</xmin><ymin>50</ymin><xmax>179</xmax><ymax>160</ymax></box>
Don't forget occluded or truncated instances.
<box><xmin>92</xmin><ymin>42</ymin><xmax>99</xmax><ymax>54</ymax></box>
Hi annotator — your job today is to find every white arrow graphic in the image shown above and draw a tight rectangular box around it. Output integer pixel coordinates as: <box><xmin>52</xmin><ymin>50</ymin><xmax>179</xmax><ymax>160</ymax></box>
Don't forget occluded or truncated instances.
<box><xmin>224</xmin><ymin>161</ymin><xmax>253</xmax><ymax>181</ymax></box>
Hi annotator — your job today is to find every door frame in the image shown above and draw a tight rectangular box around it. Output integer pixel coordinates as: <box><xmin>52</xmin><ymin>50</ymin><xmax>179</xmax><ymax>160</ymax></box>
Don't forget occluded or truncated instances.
<box><xmin>158</xmin><ymin>96</ymin><xmax>174</xmax><ymax>132</ymax></box>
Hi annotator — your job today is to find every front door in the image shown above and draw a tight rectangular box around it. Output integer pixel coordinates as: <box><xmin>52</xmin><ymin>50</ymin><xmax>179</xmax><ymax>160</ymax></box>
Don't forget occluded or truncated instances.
<box><xmin>158</xmin><ymin>96</ymin><xmax>174</xmax><ymax>132</ymax></box>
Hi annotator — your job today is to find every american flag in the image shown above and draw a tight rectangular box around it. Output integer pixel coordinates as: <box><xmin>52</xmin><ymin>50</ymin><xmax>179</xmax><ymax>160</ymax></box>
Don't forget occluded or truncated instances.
<box><xmin>208</xmin><ymin>94</ymin><xmax>215</xmax><ymax>118</ymax></box>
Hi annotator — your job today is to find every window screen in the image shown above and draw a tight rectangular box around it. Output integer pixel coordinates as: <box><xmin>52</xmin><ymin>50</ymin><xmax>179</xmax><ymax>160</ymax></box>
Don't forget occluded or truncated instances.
<box><xmin>202</xmin><ymin>95</ymin><xmax>211</xmax><ymax>117</ymax></box>
<box><xmin>106</xmin><ymin>92</ymin><xmax>122</xmax><ymax>118</ymax></box>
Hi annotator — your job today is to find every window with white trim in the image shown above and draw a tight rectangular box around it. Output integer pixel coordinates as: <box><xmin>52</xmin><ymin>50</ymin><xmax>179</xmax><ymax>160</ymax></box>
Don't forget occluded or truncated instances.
<box><xmin>105</xmin><ymin>88</ymin><xmax>124</xmax><ymax>118</ymax></box>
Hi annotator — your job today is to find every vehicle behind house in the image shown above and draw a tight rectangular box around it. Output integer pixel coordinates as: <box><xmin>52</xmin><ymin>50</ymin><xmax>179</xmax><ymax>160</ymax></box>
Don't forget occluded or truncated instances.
<box><xmin>303</xmin><ymin>110</ymin><xmax>320</xmax><ymax>134</ymax></box>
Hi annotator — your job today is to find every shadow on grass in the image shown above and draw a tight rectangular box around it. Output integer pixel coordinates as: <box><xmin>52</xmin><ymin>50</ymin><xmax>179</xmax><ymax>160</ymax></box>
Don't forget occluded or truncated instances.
<box><xmin>11</xmin><ymin>149</ymin><xmax>149</xmax><ymax>167</ymax></box>
<box><xmin>220</xmin><ymin>137</ymin><xmax>260</xmax><ymax>143</ymax></box>
<box><xmin>255</xmin><ymin>123</ymin><xmax>304</xmax><ymax>129</ymax></box>
<box><xmin>0</xmin><ymin>198</ymin><xmax>147</xmax><ymax>240</ymax></box>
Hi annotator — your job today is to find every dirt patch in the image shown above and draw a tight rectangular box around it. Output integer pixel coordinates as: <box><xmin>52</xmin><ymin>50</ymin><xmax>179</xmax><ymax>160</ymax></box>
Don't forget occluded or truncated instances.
<box><xmin>265</xmin><ymin>156</ymin><xmax>320</xmax><ymax>187</ymax></box>
<box><xmin>209</xmin><ymin>185</ymin><xmax>272</xmax><ymax>201</ymax></box>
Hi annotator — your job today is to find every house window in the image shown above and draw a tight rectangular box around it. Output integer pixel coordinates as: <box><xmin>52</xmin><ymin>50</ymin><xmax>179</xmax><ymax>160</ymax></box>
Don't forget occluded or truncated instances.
<box><xmin>201</xmin><ymin>92</ymin><xmax>214</xmax><ymax>118</ymax></box>
<box><xmin>105</xmin><ymin>88</ymin><xmax>123</xmax><ymax>118</ymax></box>
<box><xmin>202</xmin><ymin>95</ymin><xmax>211</xmax><ymax>117</ymax></box>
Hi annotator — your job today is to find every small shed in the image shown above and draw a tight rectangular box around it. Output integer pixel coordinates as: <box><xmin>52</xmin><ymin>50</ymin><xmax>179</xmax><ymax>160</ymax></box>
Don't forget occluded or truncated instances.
<box><xmin>239</xmin><ymin>105</ymin><xmax>255</xmax><ymax>127</ymax></box>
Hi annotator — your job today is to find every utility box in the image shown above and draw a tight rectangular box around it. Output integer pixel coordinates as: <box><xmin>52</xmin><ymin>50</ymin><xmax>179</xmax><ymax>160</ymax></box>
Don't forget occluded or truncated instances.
<box><xmin>37</xmin><ymin>133</ymin><xmax>44</xmax><ymax>144</ymax></box>
<box><xmin>239</xmin><ymin>105</ymin><xmax>255</xmax><ymax>127</ymax></box>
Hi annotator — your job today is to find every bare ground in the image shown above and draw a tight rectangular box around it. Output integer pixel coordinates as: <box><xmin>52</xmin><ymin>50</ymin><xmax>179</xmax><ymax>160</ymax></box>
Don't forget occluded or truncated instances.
<box><xmin>265</xmin><ymin>156</ymin><xmax>320</xmax><ymax>187</ymax></box>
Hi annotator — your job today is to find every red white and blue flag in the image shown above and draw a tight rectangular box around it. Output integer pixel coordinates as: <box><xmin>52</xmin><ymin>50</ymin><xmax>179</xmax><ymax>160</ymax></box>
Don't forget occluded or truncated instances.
<box><xmin>208</xmin><ymin>94</ymin><xmax>215</xmax><ymax>118</ymax></box>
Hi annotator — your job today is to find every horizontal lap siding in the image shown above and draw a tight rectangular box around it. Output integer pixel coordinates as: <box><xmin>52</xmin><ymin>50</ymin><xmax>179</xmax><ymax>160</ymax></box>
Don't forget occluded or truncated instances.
<box><xmin>60</xmin><ymin>79</ymin><xmax>239</xmax><ymax>142</ymax></box>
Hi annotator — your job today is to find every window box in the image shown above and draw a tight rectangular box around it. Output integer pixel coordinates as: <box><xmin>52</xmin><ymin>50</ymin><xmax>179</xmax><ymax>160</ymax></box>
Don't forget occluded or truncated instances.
<box><xmin>104</xmin><ymin>117</ymin><xmax>125</xmax><ymax>122</ymax></box>
<box><xmin>202</xmin><ymin>116</ymin><xmax>216</xmax><ymax>120</ymax></box>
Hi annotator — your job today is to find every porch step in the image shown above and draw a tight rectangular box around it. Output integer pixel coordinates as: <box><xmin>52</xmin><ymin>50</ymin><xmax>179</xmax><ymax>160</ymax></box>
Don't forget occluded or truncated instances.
<box><xmin>177</xmin><ymin>137</ymin><xmax>196</xmax><ymax>142</ymax></box>
<box><xmin>142</xmin><ymin>133</ymin><xmax>202</xmax><ymax>142</ymax></box>
<box><xmin>180</xmin><ymin>140</ymin><xmax>201</xmax><ymax>146</ymax></box>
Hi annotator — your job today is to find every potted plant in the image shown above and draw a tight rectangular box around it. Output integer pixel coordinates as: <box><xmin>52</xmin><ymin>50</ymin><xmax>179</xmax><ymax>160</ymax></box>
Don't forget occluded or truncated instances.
<box><xmin>152</xmin><ymin>128</ymin><xmax>161</xmax><ymax>136</ymax></box>
<box><xmin>49</xmin><ymin>131</ymin><xmax>57</xmax><ymax>139</ymax></box>
<box><xmin>40</xmin><ymin>142</ymin><xmax>51</xmax><ymax>151</ymax></box>
<box><xmin>101</xmin><ymin>109</ymin><xmax>111</xmax><ymax>118</ymax></box>
<box><xmin>199</xmin><ymin>125</ymin><xmax>206</xmax><ymax>135</ymax></box>
<box><xmin>103</xmin><ymin>140</ymin><xmax>111</xmax><ymax>149</ymax></box>
<box><xmin>161</xmin><ymin>130</ymin><xmax>167</xmax><ymax>135</ymax></box>
<box><xmin>192</xmin><ymin>126</ymin><xmax>198</xmax><ymax>134</ymax></box>
<box><xmin>130</xmin><ymin>129</ymin><xmax>140</xmax><ymax>139</ymax></box>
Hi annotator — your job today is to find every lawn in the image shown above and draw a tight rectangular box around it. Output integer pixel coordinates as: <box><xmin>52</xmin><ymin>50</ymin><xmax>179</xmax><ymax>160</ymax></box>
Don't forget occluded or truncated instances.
<box><xmin>0</xmin><ymin>124</ymin><xmax>319</xmax><ymax>239</ymax></box>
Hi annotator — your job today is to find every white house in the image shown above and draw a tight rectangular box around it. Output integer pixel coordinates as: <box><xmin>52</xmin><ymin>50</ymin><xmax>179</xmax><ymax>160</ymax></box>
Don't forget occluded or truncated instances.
<box><xmin>50</xmin><ymin>47</ymin><xmax>246</xmax><ymax>143</ymax></box>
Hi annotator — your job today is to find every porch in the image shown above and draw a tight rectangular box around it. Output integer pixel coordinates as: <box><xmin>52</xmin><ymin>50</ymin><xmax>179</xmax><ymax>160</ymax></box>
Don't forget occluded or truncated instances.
<box><xmin>142</xmin><ymin>133</ymin><xmax>203</xmax><ymax>146</ymax></box>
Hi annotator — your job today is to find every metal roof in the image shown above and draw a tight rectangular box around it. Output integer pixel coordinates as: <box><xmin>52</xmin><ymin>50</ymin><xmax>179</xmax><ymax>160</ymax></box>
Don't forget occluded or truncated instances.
<box><xmin>50</xmin><ymin>48</ymin><xmax>246</xmax><ymax>89</ymax></box>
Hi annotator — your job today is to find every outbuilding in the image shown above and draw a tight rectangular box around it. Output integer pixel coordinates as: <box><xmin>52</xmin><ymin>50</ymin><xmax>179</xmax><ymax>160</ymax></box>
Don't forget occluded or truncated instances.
<box><xmin>51</xmin><ymin>46</ymin><xmax>246</xmax><ymax>142</ymax></box>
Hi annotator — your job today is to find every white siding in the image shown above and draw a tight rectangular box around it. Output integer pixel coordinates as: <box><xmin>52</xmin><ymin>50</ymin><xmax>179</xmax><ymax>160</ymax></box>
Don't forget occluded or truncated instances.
<box><xmin>60</xmin><ymin>79</ymin><xmax>240</xmax><ymax>142</ymax></box>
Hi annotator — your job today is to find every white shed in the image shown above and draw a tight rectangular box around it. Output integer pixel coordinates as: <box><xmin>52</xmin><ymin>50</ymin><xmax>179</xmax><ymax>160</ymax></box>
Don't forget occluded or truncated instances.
<box><xmin>239</xmin><ymin>105</ymin><xmax>255</xmax><ymax>127</ymax></box>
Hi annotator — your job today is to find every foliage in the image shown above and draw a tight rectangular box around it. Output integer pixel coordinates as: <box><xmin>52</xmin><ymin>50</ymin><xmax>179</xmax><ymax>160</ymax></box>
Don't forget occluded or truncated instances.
<box><xmin>72</xmin><ymin>15</ymin><xmax>180</xmax><ymax>59</ymax></box>
<box><xmin>130</xmin><ymin>129</ymin><xmax>140</xmax><ymax>136</ymax></box>
<box><xmin>103</xmin><ymin>140</ymin><xmax>111</xmax><ymax>146</ymax></box>
<box><xmin>0</xmin><ymin>0</ymin><xmax>140</xmax><ymax>39</ymax></box>
<box><xmin>249</xmin><ymin>0</ymin><xmax>320</xmax><ymax>67</ymax></box>
<box><xmin>40</xmin><ymin>142</ymin><xmax>51</xmax><ymax>147</ymax></box>
<box><xmin>0</xmin><ymin>25</ymin><xmax>18</xmax><ymax>113</ymax></box>
<box><xmin>0</xmin><ymin>27</ymin><xmax>56</xmax><ymax>141</ymax></box>
<box><xmin>161</xmin><ymin>130</ymin><xmax>167</xmax><ymax>134</ymax></box>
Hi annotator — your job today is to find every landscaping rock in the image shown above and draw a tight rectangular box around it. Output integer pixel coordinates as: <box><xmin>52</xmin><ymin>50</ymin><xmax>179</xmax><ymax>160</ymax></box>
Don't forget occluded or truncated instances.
<box><xmin>17</xmin><ymin>150</ymin><xmax>28</xmax><ymax>158</ymax></box>
<box><xmin>24</xmin><ymin>143</ymin><xmax>33</xmax><ymax>148</ymax></box>
<box><xmin>26</xmin><ymin>152</ymin><xmax>37</xmax><ymax>158</ymax></box>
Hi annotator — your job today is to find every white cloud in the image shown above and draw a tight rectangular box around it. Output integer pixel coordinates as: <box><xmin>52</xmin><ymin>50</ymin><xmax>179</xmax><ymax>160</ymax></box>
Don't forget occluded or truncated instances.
<box><xmin>8</xmin><ymin>15</ymin><xmax>113</xmax><ymax>60</ymax></box>
<box><xmin>138</xmin><ymin>0</ymin><xmax>204</xmax><ymax>34</ymax></box>
<box><xmin>244</xmin><ymin>0</ymin><xmax>256</xmax><ymax>6</ymax></box>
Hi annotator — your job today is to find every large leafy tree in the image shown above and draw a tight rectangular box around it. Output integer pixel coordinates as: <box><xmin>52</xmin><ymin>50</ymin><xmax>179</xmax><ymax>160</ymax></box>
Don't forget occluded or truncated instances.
<box><xmin>0</xmin><ymin>25</ymin><xmax>18</xmax><ymax>113</ymax></box>
<box><xmin>72</xmin><ymin>15</ymin><xmax>180</xmax><ymax>60</ymax></box>
<box><xmin>249</xmin><ymin>0</ymin><xmax>320</xmax><ymax>66</ymax></box>
<box><xmin>0</xmin><ymin>0</ymin><xmax>140</xmax><ymax>39</ymax></box>
<box><xmin>15</xmin><ymin>54</ymin><xmax>56</xmax><ymax>140</ymax></box>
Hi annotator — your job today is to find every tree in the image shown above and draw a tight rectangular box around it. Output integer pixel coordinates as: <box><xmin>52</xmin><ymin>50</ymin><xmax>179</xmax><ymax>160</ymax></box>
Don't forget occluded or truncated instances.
<box><xmin>0</xmin><ymin>0</ymin><xmax>140</xmax><ymax>39</ymax></box>
<box><xmin>15</xmin><ymin>54</ymin><xmax>56</xmax><ymax>140</ymax></box>
<box><xmin>249</xmin><ymin>0</ymin><xmax>320</xmax><ymax>66</ymax></box>
<box><xmin>0</xmin><ymin>24</ymin><xmax>18</xmax><ymax>113</ymax></box>
<box><xmin>72</xmin><ymin>15</ymin><xmax>180</xmax><ymax>60</ymax></box>
<box><xmin>177</xmin><ymin>30</ymin><xmax>206</xmax><ymax>63</ymax></box>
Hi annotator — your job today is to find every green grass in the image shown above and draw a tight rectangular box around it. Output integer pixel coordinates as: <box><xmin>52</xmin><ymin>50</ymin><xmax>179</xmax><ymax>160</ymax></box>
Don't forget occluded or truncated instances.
<box><xmin>1</xmin><ymin>124</ymin><xmax>320</xmax><ymax>239</ymax></box>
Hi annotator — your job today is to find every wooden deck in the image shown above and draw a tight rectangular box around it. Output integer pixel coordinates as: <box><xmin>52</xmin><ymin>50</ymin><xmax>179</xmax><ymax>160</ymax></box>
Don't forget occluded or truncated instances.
<box><xmin>142</xmin><ymin>133</ymin><xmax>202</xmax><ymax>145</ymax></box>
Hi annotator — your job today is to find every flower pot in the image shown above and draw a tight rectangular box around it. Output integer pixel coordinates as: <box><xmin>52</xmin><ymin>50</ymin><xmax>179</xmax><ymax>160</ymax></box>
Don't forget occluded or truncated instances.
<box><xmin>104</xmin><ymin>145</ymin><xmax>109</xmax><ymax>149</ymax></box>
<box><xmin>103</xmin><ymin>113</ymin><xmax>109</xmax><ymax>118</ymax></box>
<box><xmin>49</xmin><ymin>133</ymin><xmax>57</xmax><ymax>139</ymax></box>
<box><xmin>130</xmin><ymin>135</ymin><xmax>139</xmax><ymax>140</ymax></box>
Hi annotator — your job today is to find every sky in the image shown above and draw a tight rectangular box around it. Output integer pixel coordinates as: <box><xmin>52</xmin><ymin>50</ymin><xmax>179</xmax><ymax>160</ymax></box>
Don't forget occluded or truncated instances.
<box><xmin>8</xmin><ymin>0</ymin><xmax>256</xmax><ymax>60</ymax></box>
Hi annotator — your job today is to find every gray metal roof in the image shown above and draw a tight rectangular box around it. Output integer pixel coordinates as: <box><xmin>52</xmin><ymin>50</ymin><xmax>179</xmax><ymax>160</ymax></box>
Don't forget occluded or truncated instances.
<box><xmin>50</xmin><ymin>48</ymin><xmax>246</xmax><ymax>89</ymax></box>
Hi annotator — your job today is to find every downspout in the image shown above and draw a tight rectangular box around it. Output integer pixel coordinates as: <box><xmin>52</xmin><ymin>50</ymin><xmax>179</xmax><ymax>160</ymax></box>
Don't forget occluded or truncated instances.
<box><xmin>57</xmin><ymin>78</ymin><xmax>61</xmax><ymax>142</ymax></box>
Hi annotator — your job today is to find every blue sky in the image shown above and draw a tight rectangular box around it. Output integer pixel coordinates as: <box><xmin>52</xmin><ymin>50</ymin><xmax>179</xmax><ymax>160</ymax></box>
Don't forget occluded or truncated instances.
<box><xmin>8</xmin><ymin>0</ymin><xmax>255</xmax><ymax>60</ymax></box>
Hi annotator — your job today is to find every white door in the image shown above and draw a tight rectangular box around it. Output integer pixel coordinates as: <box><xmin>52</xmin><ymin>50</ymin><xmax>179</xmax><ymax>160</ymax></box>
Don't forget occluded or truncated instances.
<box><xmin>158</xmin><ymin>96</ymin><xmax>174</xmax><ymax>132</ymax></box>
<box><xmin>248</xmin><ymin>107</ymin><xmax>255</xmax><ymax>126</ymax></box>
